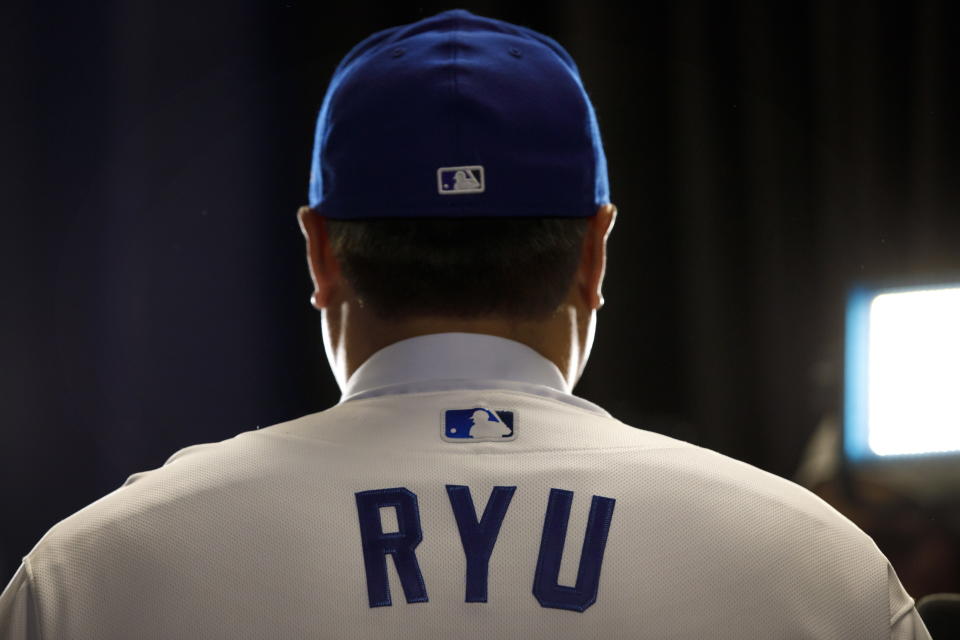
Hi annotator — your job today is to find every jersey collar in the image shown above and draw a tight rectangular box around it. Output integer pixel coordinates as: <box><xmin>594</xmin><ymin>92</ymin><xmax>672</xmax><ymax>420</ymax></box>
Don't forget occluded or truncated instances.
<box><xmin>338</xmin><ymin>333</ymin><xmax>609</xmax><ymax>416</ymax></box>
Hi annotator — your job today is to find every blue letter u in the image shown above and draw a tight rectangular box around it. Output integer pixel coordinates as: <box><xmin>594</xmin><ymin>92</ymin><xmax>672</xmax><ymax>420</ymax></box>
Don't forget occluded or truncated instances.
<box><xmin>533</xmin><ymin>488</ymin><xmax>616</xmax><ymax>612</ymax></box>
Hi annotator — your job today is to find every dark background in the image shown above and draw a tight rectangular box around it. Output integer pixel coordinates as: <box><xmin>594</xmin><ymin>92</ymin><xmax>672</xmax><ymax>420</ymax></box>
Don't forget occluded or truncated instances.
<box><xmin>2</xmin><ymin>0</ymin><xmax>959</xmax><ymax>599</ymax></box>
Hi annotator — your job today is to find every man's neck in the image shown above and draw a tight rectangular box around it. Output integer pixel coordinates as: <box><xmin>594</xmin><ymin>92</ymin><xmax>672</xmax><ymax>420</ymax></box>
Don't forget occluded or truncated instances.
<box><xmin>323</xmin><ymin>302</ymin><xmax>591</xmax><ymax>392</ymax></box>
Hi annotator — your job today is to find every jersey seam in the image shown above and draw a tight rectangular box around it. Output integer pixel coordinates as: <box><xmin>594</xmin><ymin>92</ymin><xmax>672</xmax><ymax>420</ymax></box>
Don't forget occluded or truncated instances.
<box><xmin>22</xmin><ymin>556</ymin><xmax>45</xmax><ymax>640</ymax></box>
<box><xmin>245</xmin><ymin>428</ymin><xmax>686</xmax><ymax>456</ymax></box>
<box><xmin>889</xmin><ymin>596</ymin><xmax>916</xmax><ymax>626</ymax></box>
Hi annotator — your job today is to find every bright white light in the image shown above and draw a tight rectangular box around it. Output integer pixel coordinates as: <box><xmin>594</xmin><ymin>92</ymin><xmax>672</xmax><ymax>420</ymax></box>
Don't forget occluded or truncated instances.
<box><xmin>868</xmin><ymin>287</ymin><xmax>960</xmax><ymax>456</ymax></box>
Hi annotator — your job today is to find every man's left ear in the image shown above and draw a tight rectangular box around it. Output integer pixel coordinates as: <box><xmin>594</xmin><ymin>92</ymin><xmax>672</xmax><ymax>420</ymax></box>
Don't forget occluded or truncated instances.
<box><xmin>579</xmin><ymin>203</ymin><xmax>616</xmax><ymax>310</ymax></box>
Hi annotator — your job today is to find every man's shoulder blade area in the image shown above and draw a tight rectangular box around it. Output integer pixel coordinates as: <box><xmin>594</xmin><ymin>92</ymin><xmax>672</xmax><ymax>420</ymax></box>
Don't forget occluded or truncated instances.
<box><xmin>19</xmin><ymin>388</ymin><xmax>894</xmax><ymax>639</ymax></box>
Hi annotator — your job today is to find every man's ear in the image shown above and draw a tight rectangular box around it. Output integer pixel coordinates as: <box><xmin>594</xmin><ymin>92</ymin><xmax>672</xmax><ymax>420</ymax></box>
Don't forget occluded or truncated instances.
<box><xmin>297</xmin><ymin>206</ymin><xmax>341</xmax><ymax>309</ymax></box>
<box><xmin>577</xmin><ymin>203</ymin><xmax>617</xmax><ymax>310</ymax></box>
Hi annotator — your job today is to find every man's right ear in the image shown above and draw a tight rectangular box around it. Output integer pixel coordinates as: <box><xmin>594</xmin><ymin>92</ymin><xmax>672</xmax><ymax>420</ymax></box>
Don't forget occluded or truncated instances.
<box><xmin>297</xmin><ymin>206</ymin><xmax>341</xmax><ymax>309</ymax></box>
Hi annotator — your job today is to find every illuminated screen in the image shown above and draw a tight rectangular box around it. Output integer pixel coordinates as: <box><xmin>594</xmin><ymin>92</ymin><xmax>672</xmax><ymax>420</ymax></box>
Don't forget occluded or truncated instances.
<box><xmin>845</xmin><ymin>284</ymin><xmax>960</xmax><ymax>460</ymax></box>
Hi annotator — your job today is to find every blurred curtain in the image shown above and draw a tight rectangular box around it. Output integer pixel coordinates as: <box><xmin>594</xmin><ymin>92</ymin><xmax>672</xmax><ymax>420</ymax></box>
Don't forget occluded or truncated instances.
<box><xmin>569</xmin><ymin>0</ymin><xmax>959</xmax><ymax>478</ymax></box>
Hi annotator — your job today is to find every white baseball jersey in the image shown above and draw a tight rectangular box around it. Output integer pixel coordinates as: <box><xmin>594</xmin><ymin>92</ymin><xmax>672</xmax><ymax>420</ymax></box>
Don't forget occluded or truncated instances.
<box><xmin>0</xmin><ymin>333</ymin><xmax>932</xmax><ymax>639</ymax></box>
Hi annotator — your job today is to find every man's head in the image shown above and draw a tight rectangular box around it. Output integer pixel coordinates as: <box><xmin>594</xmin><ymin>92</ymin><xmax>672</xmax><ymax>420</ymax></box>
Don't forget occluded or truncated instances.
<box><xmin>298</xmin><ymin>9</ymin><xmax>616</xmax><ymax>390</ymax></box>
<box><xmin>322</xmin><ymin>216</ymin><xmax>589</xmax><ymax>320</ymax></box>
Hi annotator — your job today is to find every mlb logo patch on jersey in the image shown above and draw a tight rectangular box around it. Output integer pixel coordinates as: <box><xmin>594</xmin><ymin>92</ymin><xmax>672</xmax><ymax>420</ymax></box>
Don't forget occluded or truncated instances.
<box><xmin>437</xmin><ymin>165</ymin><xmax>485</xmax><ymax>195</ymax></box>
<box><xmin>442</xmin><ymin>408</ymin><xmax>515</xmax><ymax>442</ymax></box>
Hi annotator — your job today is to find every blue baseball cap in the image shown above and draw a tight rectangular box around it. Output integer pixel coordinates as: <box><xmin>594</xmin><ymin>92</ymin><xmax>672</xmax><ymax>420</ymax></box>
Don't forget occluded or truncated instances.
<box><xmin>308</xmin><ymin>9</ymin><xmax>609</xmax><ymax>219</ymax></box>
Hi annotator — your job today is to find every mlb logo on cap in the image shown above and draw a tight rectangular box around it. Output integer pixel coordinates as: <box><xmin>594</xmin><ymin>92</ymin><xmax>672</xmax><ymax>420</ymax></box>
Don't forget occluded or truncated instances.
<box><xmin>442</xmin><ymin>408</ymin><xmax>515</xmax><ymax>442</ymax></box>
<box><xmin>437</xmin><ymin>165</ymin><xmax>485</xmax><ymax>195</ymax></box>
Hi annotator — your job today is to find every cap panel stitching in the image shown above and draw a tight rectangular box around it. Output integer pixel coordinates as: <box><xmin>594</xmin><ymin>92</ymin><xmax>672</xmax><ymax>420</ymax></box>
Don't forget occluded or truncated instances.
<box><xmin>451</xmin><ymin>16</ymin><xmax>463</xmax><ymax>215</ymax></box>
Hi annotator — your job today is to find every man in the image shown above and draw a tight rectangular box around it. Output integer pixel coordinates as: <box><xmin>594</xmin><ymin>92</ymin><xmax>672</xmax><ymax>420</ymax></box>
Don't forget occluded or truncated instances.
<box><xmin>0</xmin><ymin>9</ymin><xmax>932</xmax><ymax>639</ymax></box>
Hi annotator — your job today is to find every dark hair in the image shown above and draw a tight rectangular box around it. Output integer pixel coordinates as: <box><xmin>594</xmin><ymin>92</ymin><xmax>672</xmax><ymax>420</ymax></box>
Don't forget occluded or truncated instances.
<box><xmin>326</xmin><ymin>217</ymin><xmax>589</xmax><ymax>320</ymax></box>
